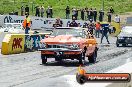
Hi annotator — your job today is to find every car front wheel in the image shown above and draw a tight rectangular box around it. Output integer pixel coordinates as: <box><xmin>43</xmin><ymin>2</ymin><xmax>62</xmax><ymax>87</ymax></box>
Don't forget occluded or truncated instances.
<box><xmin>116</xmin><ymin>43</ymin><xmax>119</xmax><ymax>47</ymax></box>
<box><xmin>88</xmin><ymin>51</ymin><xmax>97</xmax><ymax>63</ymax></box>
<box><xmin>41</xmin><ymin>54</ymin><xmax>47</xmax><ymax>64</ymax></box>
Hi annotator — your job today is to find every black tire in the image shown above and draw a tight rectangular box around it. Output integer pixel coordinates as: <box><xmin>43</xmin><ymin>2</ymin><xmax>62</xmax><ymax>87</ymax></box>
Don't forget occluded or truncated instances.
<box><xmin>88</xmin><ymin>51</ymin><xmax>96</xmax><ymax>63</ymax></box>
<box><xmin>79</xmin><ymin>53</ymin><xmax>85</xmax><ymax>65</ymax></box>
<box><xmin>116</xmin><ymin>40</ymin><xmax>120</xmax><ymax>47</ymax></box>
<box><xmin>116</xmin><ymin>43</ymin><xmax>119</xmax><ymax>47</ymax></box>
<box><xmin>41</xmin><ymin>54</ymin><xmax>47</xmax><ymax>64</ymax></box>
<box><xmin>76</xmin><ymin>74</ymin><xmax>87</xmax><ymax>84</ymax></box>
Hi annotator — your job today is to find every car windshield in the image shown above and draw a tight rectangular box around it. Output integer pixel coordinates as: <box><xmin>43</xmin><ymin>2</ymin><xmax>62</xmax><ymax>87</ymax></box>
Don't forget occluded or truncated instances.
<box><xmin>121</xmin><ymin>27</ymin><xmax>132</xmax><ymax>33</ymax></box>
<box><xmin>51</xmin><ymin>28</ymin><xmax>84</xmax><ymax>37</ymax></box>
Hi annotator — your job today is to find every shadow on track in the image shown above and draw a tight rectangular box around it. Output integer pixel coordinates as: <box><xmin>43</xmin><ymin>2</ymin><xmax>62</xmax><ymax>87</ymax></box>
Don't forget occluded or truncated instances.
<box><xmin>40</xmin><ymin>60</ymin><xmax>99</xmax><ymax>67</ymax></box>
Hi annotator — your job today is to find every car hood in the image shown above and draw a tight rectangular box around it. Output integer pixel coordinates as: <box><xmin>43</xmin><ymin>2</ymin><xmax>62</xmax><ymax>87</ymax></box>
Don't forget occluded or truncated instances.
<box><xmin>41</xmin><ymin>35</ymin><xmax>85</xmax><ymax>44</ymax></box>
<box><xmin>118</xmin><ymin>32</ymin><xmax>132</xmax><ymax>37</ymax></box>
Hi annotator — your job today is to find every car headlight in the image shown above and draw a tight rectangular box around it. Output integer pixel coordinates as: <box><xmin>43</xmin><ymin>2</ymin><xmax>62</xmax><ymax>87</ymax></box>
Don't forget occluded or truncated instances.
<box><xmin>41</xmin><ymin>43</ymin><xmax>47</xmax><ymax>48</ymax></box>
<box><xmin>70</xmin><ymin>44</ymin><xmax>80</xmax><ymax>49</ymax></box>
<box><xmin>118</xmin><ymin>36</ymin><xmax>124</xmax><ymax>39</ymax></box>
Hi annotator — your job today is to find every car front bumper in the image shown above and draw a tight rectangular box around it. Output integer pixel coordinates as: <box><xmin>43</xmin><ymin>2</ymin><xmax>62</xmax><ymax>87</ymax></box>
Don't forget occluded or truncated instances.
<box><xmin>39</xmin><ymin>48</ymin><xmax>83</xmax><ymax>59</ymax></box>
<box><xmin>117</xmin><ymin>37</ymin><xmax>132</xmax><ymax>44</ymax></box>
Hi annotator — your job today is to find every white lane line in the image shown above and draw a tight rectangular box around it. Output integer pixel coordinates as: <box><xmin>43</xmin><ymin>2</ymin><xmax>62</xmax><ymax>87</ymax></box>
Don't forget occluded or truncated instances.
<box><xmin>62</xmin><ymin>61</ymin><xmax>132</xmax><ymax>87</ymax></box>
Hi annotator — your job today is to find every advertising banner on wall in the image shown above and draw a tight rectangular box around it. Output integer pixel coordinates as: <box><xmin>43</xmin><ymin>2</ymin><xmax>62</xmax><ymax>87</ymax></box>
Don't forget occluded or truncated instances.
<box><xmin>0</xmin><ymin>15</ymin><xmax>88</xmax><ymax>30</ymax></box>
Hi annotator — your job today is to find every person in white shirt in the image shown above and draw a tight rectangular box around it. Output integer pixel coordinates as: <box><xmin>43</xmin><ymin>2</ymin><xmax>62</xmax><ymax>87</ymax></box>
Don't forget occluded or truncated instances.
<box><xmin>114</xmin><ymin>15</ymin><xmax>120</xmax><ymax>23</ymax></box>
<box><xmin>40</xmin><ymin>6</ymin><xmax>44</xmax><ymax>17</ymax></box>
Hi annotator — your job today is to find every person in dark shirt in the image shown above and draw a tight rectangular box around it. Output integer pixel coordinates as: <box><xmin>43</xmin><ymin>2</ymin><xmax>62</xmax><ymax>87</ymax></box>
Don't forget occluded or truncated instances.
<box><xmin>110</xmin><ymin>6</ymin><xmax>114</xmax><ymax>14</ymax></box>
<box><xmin>107</xmin><ymin>11</ymin><xmax>112</xmax><ymax>23</ymax></box>
<box><xmin>100</xmin><ymin>25</ymin><xmax>110</xmax><ymax>44</ymax></box>
<box><xmin>88</xmin><ymin>8</ymin><xmax>93</xmax><ymax>21</ymax></box>
<box><xmin>69</xmin><ymin>17</ymin><xmax>78</xmax><ymax>27</ymax></box>
<box><xmin>35</xmin><ymin>6</ymin><xmax>40</xmax><ymax>17</ymax></box>
<box><xmin>75</xmin><ymin>8</ymin><xmax>79</xmax><ymax>20</ymax></box>
<box><xmin>66</xmin><ymin>6</ymin><xmax>70</xmax><ymax>19</ymax></box>
<box><xmin>93</xmin><ymin>8</ymin><xmax>97</xmax><ymax>22</ymax></box>
<box><xmin>81</xmin><ymin>9</ymin><xmax>85</xmax><ymax>20</ymax></box>
<box><xmin>99</xmin><ymin>9</ymin><xmax>104</xmax><ymax>22</ymax></box>
<box><xmin>50</xmin><ymin>6</ymin><xmax>53</xmax><ymax>18</ymax></box>
<box><xmin>25</xmin><ymin>5</ymin><xmax>29</xmax><ymax>15</ymax></box>
<box><xmin>21</xmin><ymin>6</ymin><xmax>24</xmax><ymax>16</ymax></box>
<box><xmin>87</xmin><ymin>8</ymin><xmax>91</xmax><ymax>21</ymax></box>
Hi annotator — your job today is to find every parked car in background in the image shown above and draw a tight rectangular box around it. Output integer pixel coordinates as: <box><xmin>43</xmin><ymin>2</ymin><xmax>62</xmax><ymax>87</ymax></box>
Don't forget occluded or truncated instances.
<box><xmin>39</xmin><ymin>27</ymin><xmax>98</xmax><ymax>65</ymax></box>
<box><xmin>116</xmin><ymin>26</ymin><xmax>132</xmax><ymax>47</ymax></box>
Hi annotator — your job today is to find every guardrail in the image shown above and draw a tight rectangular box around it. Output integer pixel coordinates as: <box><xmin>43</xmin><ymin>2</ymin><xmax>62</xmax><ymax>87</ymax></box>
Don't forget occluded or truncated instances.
<box><xmin>1</xmin><ymin>33</ymin><xmax>50</xmax><ymax>55</ymax></box>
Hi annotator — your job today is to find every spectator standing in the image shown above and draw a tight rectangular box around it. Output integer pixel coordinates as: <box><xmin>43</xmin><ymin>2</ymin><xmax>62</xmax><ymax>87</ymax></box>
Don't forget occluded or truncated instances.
<box><xmin>21</xmin><ymin>6</ymin><xmax>24</xmax><ymax>16</ymax></box>
<box><xmin>100</xmin><ymin>25</ymin><xmax>110</xmax><ymax>44</ymax></box>
<box><xmin>114</xmin><ymin>15</ymin><xmax>120</xmax><ymax>23</ymax></box>
<box><xmin>40</xmin><ymin>6</ymin><xmax>44</xmax><ymax>17</ymax></box>
<box><xmin>107</xmin><ymin>11</ymin><xmax>112</xmax><ymax>23</ymax></box>
<box><xmin>90</xmin><ymin>8</ymin><xmax>94</xmax><ymax>21</ymax></box>
<box><xmin>46</xmin><ymin>6</ymin><xmax>50</xmax><ymax>18</ymax></box>
<box><xmin>75</xmin><ymin>8</ymin><xmax>79</xmax><ymax>20</ymax></box>
<box><xmin>65</xmin><ymin>6</ymin><xmax>70</xmax><ymax>19</ymax></box>
<box><xmin>72</xmin><ymin>8</ymin><xmax>76</xmax><ymax>20</ymax></box>
<box><xmin>25</xmin><ymin>5</ymin><xmax>29</xmax><ymax>15</ymax></box>
<box><xmin>95</xmin><ymin>22</ymin><xmax>101</xmax><ymax>38</ymax></box>
<box><xmin>87</xmin><ymin>8</ymin><xmax>91</xmax><ymax>21</ymax></box>
<box><xmin>81</xmin><ymin>9</ymin><xmax>85</xmax><ymax>20</ymax></box>
<box><xmin>50</xmin><ymin>6</ymin><xmax>53</xmax><ymax>18</ymax></box>
<box><xmin>99</xmin><ymin>9</ymin><xmax>104</xmax><ymax>22</ymax></box>
<box><xmin>110</xmin><ymin>6</ymin><xmax>114</xmax><ymax>14</ymax></box>
<box><xmin>35</xmin><ymin>6</ymin><xmax>40</xmax><ymax>17</ymax></box>
<box><xmin>88</xmin><ymin>8</ymin><xmax>93</xmax><ymax>21</ymax></box>
<box><xmin>93</xmin><ymin>8</ymin><xmax>97</xmax><ymax>22</ymax></box>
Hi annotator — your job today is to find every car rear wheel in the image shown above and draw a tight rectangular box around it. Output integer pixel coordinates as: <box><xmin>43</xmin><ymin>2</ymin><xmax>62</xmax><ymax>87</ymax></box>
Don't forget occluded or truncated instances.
<box><xmin>41</xmin><ymin>54</ymin><xmax>47</xmax><ymax>64</ymax></box>
<box><xmin>79</xmin><ymin>53</ymin><xmax>85</xmax><ymax>65</ymax></box>
<box><xmin>88</xmin><ymin>51</ymin><xmax>97</xmax><ymax>63</ymax></box>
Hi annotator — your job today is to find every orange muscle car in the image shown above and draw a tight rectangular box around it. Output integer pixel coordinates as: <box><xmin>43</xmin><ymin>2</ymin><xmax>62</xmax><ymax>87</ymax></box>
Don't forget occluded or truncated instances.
<box><xmin>39</xmin><ymin>27</ymin><xmax>98</xmax><ymax>65</ymax></box>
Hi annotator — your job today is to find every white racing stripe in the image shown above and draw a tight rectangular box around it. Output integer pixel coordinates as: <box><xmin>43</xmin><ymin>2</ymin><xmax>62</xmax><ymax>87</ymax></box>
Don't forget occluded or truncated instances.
<box><xmin>62</xmin><ymin>62</ymin><xmax>132</xmax><ymax>87</ymax></box>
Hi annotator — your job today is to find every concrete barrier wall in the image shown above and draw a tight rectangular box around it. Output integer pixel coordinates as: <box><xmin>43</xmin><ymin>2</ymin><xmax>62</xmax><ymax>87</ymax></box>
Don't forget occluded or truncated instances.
<box><xmin>0</xmin><ymin>32</ymin><xmax>8</xmax><ymax>49</ymax></box>
<box><xmin>1</xmin><ymin>34</ymin><xmax>25</xmax><ymax>55</ymax></box>
<box><xmin>1</xmin><ymin>33</ymin><xmax>50</xmax><ymax>55</ymax></box>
